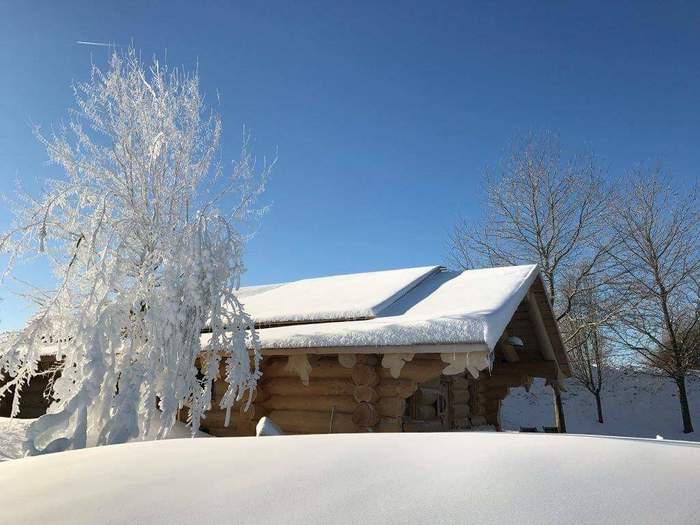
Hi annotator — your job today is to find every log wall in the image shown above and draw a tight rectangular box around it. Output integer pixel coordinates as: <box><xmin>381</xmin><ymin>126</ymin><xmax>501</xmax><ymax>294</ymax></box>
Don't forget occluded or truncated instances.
<box><xmin>203</xmin><ymin>354</ymin><xmax>449</xmax><ymax>436</ymax></box>
<box><xmin>2</xmin><ymin>352</ymin><xmax>550</xmax><ymax>436</ymax></box>
<box><xmin>0</xmin><ymin>356</ymin><xmax>57</xmax><ymax>418</ymax></box>
<box><xmin>199</xmin><ymin>352</ymin><xmax>540</xmax><ymax>436</ymax></box>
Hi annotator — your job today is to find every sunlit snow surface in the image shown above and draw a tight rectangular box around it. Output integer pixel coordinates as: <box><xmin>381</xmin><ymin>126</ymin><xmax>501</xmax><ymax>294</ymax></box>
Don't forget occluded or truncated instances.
<box><xmin>238</xmin><ymin>265</ymin><xmax>441</xmax><ymax>324</ymax></box>
<box><xmin>1</xmin><ymin>433</ymin><xmax>700</xmax><ymax>525</ymax></box>
<box><xmin>503</xmin><ymin>367</ymin><xmax>700</xmax><ymax>441</ymax></box>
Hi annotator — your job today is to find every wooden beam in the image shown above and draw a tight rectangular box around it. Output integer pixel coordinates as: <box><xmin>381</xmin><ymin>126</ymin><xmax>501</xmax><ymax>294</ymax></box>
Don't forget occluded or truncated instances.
<box><xmin>262</xmin><ymin>378</ymin><xmax>355</xmax><ymax>397</ymax></box>
<box><xmin>377</xmin><ymin>358</ymin><xmax>444</xmax><ymax>382</ymax></box>
<box><xmin>262</xmin><ymin>357</ymin><xmax>352</xmax><ymax>380</ymax></box>
<box><xmin>267</xmin><ymin>410</ymin><xmax>356</xmax><ymax>434</ymax></box>
<box><xmin>549</xmin><ymin>382</ymin><xmax>567</xmax><ymax>433</ymax></box>
<box><xmin>262</xmin><ymin>395</ymin><xmax>356</xmax><ymax>414</ymax></box>
<box><xmin>498</xmin><ymin>331</ymin><xmax>520</xmax><ymax>363</ymax></box>
<box><xmin>527</xmin><ymin>291</ymin><xmax>563</xmax><ymax>375</ymax></box>
<box><xmin>491</xmin><ymin>360</ymin><xmax>558</xmax><ymax>379</ymax></box>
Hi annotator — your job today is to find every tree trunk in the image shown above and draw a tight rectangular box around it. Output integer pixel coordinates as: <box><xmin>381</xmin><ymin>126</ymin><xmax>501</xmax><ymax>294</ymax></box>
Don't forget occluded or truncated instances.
<box><xmin>594</xmin><ymin>390</ymin><xmax>604</xmax><ymax>424</ymax></box>
<box><xmin>553</xmin><ymin>385</ymin><xmax>566</xmax><ymax>433</ymax></box>
<box><xmin>676</xmin><ymin>375</ymin><xmax>694</xmax><ymax>434</ymax></box>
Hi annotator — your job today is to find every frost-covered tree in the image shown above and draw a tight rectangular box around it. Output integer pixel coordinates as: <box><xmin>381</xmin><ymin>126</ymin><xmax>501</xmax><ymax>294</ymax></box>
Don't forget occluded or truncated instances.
<box><xmin>0</xmin><ymin>49</ymin><xmax>273</xmax><ymax>454</ymax></box>
<box><xmin>450</xmin><ymin>133</ymin><xmax>617</xmax><ymax>328</ymax></box>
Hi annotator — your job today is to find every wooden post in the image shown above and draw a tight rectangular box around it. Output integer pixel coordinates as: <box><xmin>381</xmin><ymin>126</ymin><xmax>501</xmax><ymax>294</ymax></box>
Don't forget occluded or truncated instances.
<box><xmin>553</xmin><ymin>384</ymin><xmax>566</xmax><ymax>433</ymax></box>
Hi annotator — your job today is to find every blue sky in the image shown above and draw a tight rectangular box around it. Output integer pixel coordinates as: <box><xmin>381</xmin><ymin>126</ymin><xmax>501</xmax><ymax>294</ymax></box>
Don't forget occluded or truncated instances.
<box><xmin>1</xmin><ymin>1</ymin><xmax>699</xmax><ymax>329</ymax></box>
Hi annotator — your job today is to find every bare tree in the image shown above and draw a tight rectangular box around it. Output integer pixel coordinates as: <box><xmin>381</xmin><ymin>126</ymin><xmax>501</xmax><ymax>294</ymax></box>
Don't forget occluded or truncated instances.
<box><xmin>561</xmin><ymin>277</ymin><xmax>619</xmax><ymax>423</ymax></box>
<box><xmin>450</xmin><ymin>134</ymin><xmax>620</xmax><ymax>429</ymax></box>
<box><xmin>610</xmin><ymin>169</ymin><xmax>700</xmax><ymax>433</ymax></box>
<box><xmin>450</xmin><ymin>134</ymin><xmax>616</xmax><ymax>329</ymax></box>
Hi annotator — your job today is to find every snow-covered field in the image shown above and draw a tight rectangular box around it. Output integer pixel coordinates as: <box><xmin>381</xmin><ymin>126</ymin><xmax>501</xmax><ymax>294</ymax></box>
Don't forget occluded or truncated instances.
<box><xmin>1</xmin><ymin>433</ymin><xmax>700</xmax><ymax>525</ymax></box>
<box><xmin>503</xmin><ymin>367</ymin><xmax>700</xmax><ymax>441</ymax></box>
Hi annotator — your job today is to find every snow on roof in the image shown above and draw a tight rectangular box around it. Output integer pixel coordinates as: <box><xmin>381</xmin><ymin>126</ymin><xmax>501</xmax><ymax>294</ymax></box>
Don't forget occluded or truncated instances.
<box><xmin>244</xmin><ymin>264</ymin><xmax>539</xmax><ymax>352</ymax></box>
<box><xmin>2</xmin><ymin>433</ymin><xmax>700</xmax><ymax>525</ymax></box>
<box><xmin>235</xmin><ymin>283</ymin><xmax>285</xmax><ymax>299</ymax></box>
<box><xmin>238</xmin><ymin>265</ymin><xmax>441</xmax><ymax>325</ymax></box>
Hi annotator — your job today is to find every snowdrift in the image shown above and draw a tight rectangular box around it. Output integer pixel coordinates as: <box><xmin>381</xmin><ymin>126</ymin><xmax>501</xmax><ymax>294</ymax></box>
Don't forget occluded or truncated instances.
<box><xmin>1</xmin><ymin>433</ymin><xmax>699</xmax><ymax>524</ymax></box>
<box><xmin>503</xmin><ymin>368</ymin><xmax>700</xmax><ymax>441</ymax></box>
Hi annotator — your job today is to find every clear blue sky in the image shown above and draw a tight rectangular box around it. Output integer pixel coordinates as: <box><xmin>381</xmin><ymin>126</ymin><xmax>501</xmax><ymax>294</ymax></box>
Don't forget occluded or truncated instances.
<box><xmin>1</xmin><ymin>1</ymin><xmax>699</xmax><ymax>329</ymax></box>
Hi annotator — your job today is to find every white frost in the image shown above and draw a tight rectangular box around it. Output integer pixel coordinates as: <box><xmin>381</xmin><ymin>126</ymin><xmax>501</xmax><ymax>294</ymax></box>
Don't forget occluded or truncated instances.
<box><xmin>2</xmin><ymin>433</ymin><xmax>700</xmax><ymax>524</ymax></box>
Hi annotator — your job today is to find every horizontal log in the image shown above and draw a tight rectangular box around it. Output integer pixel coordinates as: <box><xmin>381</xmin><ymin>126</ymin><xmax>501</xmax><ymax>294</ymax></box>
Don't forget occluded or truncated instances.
<box><xmin>377</xmin><ymin>379</ymin><xmax>418</xmax><ymax>399</ymax></box>
<box><xmin>377</xmin><ymin>417</ymin><xmax>403</xmax><ymax>432</ymax></box>
<box><xmin>492</xmin><ymin>360</ymin><xmax>557</xmax><ymax>379</ymax></box>
<box><xmin>378</xmin><ymin>359</ymin><xmax>444</xmax><ymax>382</ymax></box>
<box><xmin>353</xmin><ymin>402</ymin><xmax>379</xmax><ymax>428</ymax></box>
<box><xmin>262</xmin><ymin>357</ymin><xmax>353</xmax><ymax>380</ymax></box>
<box><xmin>262</xmin><ymin>378</ymin><xmax>355</xmax><ymax>397</ymax></box>
<box><xmin>403</xmin><ymin>419</ymin><xmax>445</xmax><ymax>432</ymax></box>
<box><xmin>451</xmin><ymin>389</ymin><xmax>470</xmax><ymax>404</ymax></box>
<box><xmin>202</xmin><ymin>404</ymin><xmax>266</xmax><ymax>426</ymax></box>
<box><xmin>211</xmin><ymin>380</ymin><xmax>261</xmax><ymax>404</ymax></box>
<box><xmin>262</xmin><ymin>395</ymin><xmax>357</xmax><ymax>414</ymax></box>
<box><xmin>351</xmin><ymin>364</ymin><xmax>380</xmax><ymax>387</ymax></box>
<box><xmin>267</xmin><ymin>410</ymin><xmax>356</xmax><ymax>434</ymax></box>
<box><xmin>204</xmin><ymin>420</ymin><xmax>257</xmax><ymax>437</ymax></box>
<box><xmin>239</xmin><ymin>403</ymin><xmax>267</xmax><ymax>421</ymax></box>
<box><xmin>353</xmin><ymin>385</ymin><xmax>379</xmax><ymax>403</ymax></box>
<box><xmin>377</xmin><ymin>397</ymin><xmax>406</xmax><ymax>417</ymax></box>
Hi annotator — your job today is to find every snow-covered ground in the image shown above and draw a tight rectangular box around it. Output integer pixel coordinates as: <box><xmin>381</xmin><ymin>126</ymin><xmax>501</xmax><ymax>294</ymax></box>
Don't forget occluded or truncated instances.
<box><xmin>503</xmin><ymin>367</ymin><xmax>700</xmax><ymax>441</ymax></box>
<box><xmin>0</xmin><ymin>418</ymin><xmax>208</xmax><ymax>461</ymax></box>
<box><xmin>1</xmin><ymin>433</ymin><xmax>700</xmax><ymax>525</ymax></box>
<box><xmin>0</xmin><ymin>417</ymin><xmax>33</xmax><ymax>461</ymax></box>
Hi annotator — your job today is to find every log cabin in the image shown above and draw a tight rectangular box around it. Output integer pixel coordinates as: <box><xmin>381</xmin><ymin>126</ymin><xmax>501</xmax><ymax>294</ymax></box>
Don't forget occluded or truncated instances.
<box><xmin>197</xmin><ymin>264</ymin><xmax>570</xmax><ymax>436</ymax></box>
<box><xmin>1</xmin><ymin>264</ymin><xmax>570</xmax><ymax>435</ymax></box>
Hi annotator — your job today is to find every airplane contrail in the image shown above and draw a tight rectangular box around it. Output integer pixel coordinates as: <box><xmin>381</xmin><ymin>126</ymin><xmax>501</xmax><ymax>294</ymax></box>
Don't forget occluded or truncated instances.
<box><xmin>76</xmin><ymin>41</ymin><xmax>117</xmax><ymax>48</ymax></box>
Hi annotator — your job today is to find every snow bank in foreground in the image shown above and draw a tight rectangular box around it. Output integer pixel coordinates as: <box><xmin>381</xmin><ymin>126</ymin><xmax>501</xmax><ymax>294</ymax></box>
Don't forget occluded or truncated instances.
<box><xmin>502</xmin><ymin>368</ymin><xmax>700</xmax><ymax>441</ymax></box>
<box><xmin>2</xmin><ymin>434</ymin><xmax>700</xmax><ymax>525</ymax></box>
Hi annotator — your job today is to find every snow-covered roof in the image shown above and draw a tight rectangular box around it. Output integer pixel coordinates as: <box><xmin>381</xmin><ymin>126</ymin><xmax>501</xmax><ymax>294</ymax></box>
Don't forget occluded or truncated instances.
<box><xmin>234</xmin><ymin>264</ymin><xmax>541</xmax><ymax>353</ymax></box>
<box><xmin>239</xmin><ymin>265</ymin><xmax>441</xmax><ymax>325</ymax></box>
<box><xmin>3</xmin><ymin>433</ymin><xmax>700</xmax><ymax>524</ymax></box>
